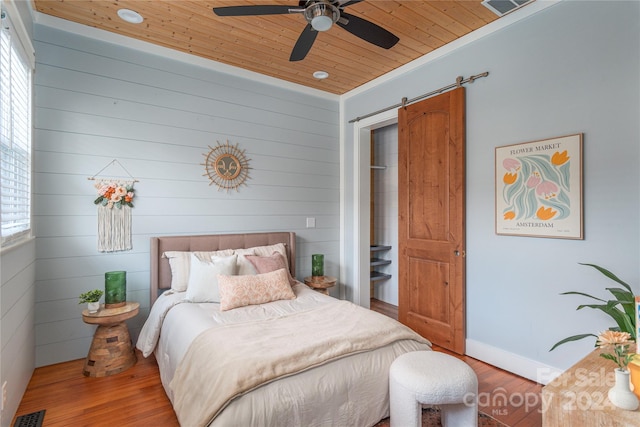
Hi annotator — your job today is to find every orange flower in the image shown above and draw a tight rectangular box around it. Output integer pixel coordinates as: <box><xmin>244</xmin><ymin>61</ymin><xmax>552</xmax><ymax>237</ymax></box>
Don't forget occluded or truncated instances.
<box><xmin>597</xmin><ymin>330</ymin><xmax>633</xmax><ymax>348</ymax></box>
<box><xmin>536</xmin><ymin>206</ymin><xmax>557</xmax><ymax>220</ymax></box>
<box><xmin>552</xmin><ymin>150</ymin><xmax>570</xmax><ymax>166</ymax></box>
<box><xmin>94</xmin><ymin>182</ymin><xmax>135</xmax><ymax>209</ymax></box>
<box><xmin>596</xmin><ymin>330</ymin><xmax>635</xmax><ymax>371</ymax></box>
<box><xmin>503</xmin><ymin>172</ymin><xmax>517</xmax><ymax>185</ymax></box>
<box><xmin>504</xmin><ymin>211</ymin><xmax>515</xmax><ymax>220</ymax></box>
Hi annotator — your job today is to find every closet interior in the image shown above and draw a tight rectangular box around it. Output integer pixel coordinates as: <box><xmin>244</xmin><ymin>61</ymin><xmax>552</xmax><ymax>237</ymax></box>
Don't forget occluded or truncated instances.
<box><xmin>370</xmin><ymin>125</ymin><xmax>399</xmax><ymax>306</ymax></box>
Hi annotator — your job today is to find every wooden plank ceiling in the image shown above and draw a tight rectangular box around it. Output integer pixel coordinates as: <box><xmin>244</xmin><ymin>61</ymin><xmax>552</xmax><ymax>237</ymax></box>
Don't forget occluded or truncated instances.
<box><xmin>32</xmin><ymin>1</ymin><xmax>513</xmax><ymax>95</ymax></box>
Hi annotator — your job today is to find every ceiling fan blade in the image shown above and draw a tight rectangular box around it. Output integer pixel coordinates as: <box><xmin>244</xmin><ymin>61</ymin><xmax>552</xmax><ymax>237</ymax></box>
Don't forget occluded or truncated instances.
<box><xmin>339</xmin><ymin>0</ymin><xmax>365</xmax><ymax>7</ymax></box>
<box><xmin>337</xmin><ymin>12</ymin><xmax>399</xmax><ymax>49</ymax></box>
<box><xmin>213</xmin><ymin>5</ymin><xmax>295</xmax><ymax>16</ymax></box>
<box><xmin>290</xmin><ymin>24</ymin><xmax>318</xmax><ymax>61</ymax></box>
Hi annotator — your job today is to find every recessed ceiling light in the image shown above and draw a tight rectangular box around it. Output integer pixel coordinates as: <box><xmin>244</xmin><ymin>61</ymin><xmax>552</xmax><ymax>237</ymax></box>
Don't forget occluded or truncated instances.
<box><xmin>117</xmin><ymin>9</ymin><xmax>144</xmax><ymax>24</ymax></box>
<box><xmin>313</xmin><ymin>71</ymin><xmax>329</xmax><ymax>80</ymax></box>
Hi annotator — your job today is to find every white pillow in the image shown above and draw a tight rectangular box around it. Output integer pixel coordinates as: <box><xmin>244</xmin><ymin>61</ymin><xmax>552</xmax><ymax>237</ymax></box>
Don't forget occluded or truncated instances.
<box><xmin>184</xmin><ymin>254</ymin><xmax>237</xmax><ymax>303</ymax></box>
<box><xmin>233</xmin><ymin>249</ymin><xmax>258</xmax><ymax>275</ymax></box>
<box><xmin>234</xmin><ymin>243</ymin><xmax>288</xmax><ymax>276</ymax></box>
<box><xmin>164</xmin><ymin>250</ymin><xmax>234</xmax><ymax>292</ymax></box>
<box><xmin>249</xmin><ymin>242</ymin><xmax>287</xmax><ymax>259</ymax></box>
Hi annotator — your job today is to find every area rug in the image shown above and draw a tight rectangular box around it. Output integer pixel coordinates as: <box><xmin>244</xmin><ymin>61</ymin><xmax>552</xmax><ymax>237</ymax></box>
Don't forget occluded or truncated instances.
<box><xmin>373</xmin><ymin>406</ymin><xmax>508</xmax><ymax>427</ymax></box>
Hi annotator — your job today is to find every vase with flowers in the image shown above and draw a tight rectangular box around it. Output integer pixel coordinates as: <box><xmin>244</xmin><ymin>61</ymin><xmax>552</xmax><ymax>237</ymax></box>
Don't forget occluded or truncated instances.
<box><xmin>596</xmin><ymin>330</ymin><xmax>638</xmax><ymax>410</ymax></box>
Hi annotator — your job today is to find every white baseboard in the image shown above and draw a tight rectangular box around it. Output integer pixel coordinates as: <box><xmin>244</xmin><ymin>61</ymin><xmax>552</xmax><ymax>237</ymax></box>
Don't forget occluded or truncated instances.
<box><xmin>466</xmin><ymin>339</ymin><xmax>563</xmax><ymax>385</ymax></box>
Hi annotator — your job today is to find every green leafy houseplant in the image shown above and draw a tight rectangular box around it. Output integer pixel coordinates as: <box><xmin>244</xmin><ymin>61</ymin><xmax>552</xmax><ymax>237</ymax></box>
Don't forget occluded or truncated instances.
<box><xmin>78</xmin><ymin>289</ymin><xmax>104</xmax><ymax>304</ymax></box>
<box><xmin>550</xmin><ymin>263</ymin><xmax>636</xmax><ymax>352</ymax></box>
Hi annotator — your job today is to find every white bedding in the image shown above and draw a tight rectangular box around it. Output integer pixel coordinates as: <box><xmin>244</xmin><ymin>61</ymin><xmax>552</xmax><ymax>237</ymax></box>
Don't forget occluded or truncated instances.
<box><xmin>137</xmin><ymin>282</ymin><xmax>432</xmax><ymax>427</ymax></box>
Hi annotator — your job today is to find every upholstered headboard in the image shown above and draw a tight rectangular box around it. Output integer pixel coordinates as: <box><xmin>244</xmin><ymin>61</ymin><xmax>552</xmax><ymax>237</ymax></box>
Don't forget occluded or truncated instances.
<box><xmin>150</xmin><ymin>232</ymin><xmax>296</xmax><ymax>304</ymax></box>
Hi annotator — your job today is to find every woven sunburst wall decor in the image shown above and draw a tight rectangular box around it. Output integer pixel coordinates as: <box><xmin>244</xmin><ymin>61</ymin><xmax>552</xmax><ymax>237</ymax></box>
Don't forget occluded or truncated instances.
<box><xmin>202</xmin><ymin>141</ymin><xmax>251</xmax><ymax>192</ymax></box>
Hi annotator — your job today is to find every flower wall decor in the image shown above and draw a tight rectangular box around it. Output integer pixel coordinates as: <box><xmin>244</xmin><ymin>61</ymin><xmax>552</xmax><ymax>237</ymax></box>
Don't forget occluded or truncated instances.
<box><xmin>88</xmin><ymin>159</ymin><xmax>139</xmax><ymax>253</ymax></box>
<box><xmin>93</xmin><ymin>180</ymin><xmax>135</xmax><ymax>252</ymax></box>
<box><xmin>94</xmin><ymin>182</ymin><xmax>135</xmax><ymax>208</ymax></box>
<box><xmin>495</xmin><ymin>133</ymin><xmax>583</xmax><ymax>239</ymax></box>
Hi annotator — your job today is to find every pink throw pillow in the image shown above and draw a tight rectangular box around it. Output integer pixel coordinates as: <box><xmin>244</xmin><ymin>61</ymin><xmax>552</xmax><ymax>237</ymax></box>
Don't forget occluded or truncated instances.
<box><xmin>245</xmin><ymin>252</ymin><xmax>297</xmax><ymax>287</ymax></box>
<box><xmin>218</xmin><ymin>268</ymin><xmax>296</xmax><ymax>311</ymax></box>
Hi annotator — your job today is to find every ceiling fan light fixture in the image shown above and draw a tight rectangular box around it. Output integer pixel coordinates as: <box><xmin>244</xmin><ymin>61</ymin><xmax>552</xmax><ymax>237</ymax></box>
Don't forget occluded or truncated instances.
<box><xmin>305</xmin><ymin>2</ymin><xmax>339</xmax><ymax>32</ymax></box>
<box><xmin>117</xmin><ymin>8</ymin><xmax>144</xmax><ymax>24</ymax></box>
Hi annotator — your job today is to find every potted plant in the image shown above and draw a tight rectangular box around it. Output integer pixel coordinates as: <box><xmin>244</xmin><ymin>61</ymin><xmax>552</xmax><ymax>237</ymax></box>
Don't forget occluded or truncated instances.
<box><xmin>550</xmin><ymin>263</ymin><xmax>639</xmax><ymax>406</ymax></box>
<box><xmin>79</xmin><ymin>289</ymin><xmax>104</xmax><ymax>313</ymax></box>
<box><xmin>550</xmin><ymin>263</ymin><xmax>636</xmax><ymax>351</ymax></box>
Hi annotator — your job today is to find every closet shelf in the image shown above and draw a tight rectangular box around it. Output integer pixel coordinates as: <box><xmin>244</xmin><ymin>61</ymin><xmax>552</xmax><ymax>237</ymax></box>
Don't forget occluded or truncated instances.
<box><xmin>370</xmin><ymin>257</ymin><xmax>391</xmax><ymax>267</ymax></box>
<box><xmin>370</xmin><ymin>271</ymin><xmax>392</xmax><ymax>282</ymax></box>
<box><xmin>370</xmin><ymin>244</ymin><xmax>392</xmax><ymax>283</ymax></box>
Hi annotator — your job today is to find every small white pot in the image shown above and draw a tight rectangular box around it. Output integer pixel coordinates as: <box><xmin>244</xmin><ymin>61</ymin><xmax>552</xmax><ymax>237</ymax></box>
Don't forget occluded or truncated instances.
<box><xmin>608</xmin><ymin>368</ymin><xmax>639</xmax><ymax>410</ymax></box>
<box><xmin>87</xmin><ymin>302</ymin><xmax>100</xmax><ymax>313</ymax></box>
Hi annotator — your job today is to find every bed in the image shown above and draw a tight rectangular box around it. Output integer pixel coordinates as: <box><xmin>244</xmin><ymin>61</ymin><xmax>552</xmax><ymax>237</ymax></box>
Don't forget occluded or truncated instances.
<box><xmin>136</xmin><ymin>231</ymin><xmax>431</xmax><ymax>427</ymax></box>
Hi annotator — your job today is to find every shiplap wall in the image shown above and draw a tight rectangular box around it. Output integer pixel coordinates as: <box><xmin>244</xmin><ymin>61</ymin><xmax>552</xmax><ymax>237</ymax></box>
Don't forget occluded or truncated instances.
<box><xmin>33</xmin><ymin>24</ymin><xmax>340</xmax><ymax>367</ymax></box>
<box><xmin>372</xmin><ymin>125</ymin><xmax>398</xmax><ymax>305</ymax></box>
<box><xmin>1</xmin><ymin>240</ymin><xmax>36</xmax><ymax>427</ymax></box>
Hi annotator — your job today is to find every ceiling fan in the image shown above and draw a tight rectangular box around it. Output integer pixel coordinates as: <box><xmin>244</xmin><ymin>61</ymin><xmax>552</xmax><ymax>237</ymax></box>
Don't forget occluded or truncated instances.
<box><xmin>212</xmin><ymin>0</ymin><xmax>400</xmax><ymax>61</ymax></box>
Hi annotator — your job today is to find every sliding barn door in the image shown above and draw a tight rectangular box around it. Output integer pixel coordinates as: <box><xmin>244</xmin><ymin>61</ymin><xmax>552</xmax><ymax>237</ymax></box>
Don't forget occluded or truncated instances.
<box><xmin>398</xmin><ymin>87</ymin><xmax>466</xmax><ymax>354</ymax></box>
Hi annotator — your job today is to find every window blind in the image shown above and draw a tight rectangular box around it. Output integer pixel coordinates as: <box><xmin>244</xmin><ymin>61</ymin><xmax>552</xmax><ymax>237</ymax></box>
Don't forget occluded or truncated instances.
<box><xmin>0</xmin><ymin>10</ymin><xmax>32</xmax><ymax>247</ymax></box>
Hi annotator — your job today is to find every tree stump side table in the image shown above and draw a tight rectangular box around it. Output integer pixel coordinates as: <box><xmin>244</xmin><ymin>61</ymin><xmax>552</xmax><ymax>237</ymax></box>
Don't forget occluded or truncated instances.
<box><xmin>82</xmin><ymin>301</ymin><xmax>139</xmax><ymax>377</ymax></box>
<box><xmin>303</xmin><ymin>276</ymin><xmax>337</xmax><ymax>295</ymax></box>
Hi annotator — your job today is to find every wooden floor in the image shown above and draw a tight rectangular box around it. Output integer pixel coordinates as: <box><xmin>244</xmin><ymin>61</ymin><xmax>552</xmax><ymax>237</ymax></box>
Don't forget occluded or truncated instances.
<box><xmin>14</xmin><ymin>299</ymin><xmax>542</xmax><ymax>427</ymax></box>
<box><xmin>370</xmin><ymin>299</ymin><xmax>542</xmax><ymax>427</ymax></box>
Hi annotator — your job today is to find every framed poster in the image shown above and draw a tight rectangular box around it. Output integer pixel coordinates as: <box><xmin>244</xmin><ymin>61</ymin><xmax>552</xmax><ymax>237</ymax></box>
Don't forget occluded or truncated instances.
<box><xmin>495</xmin><ymin>133</ymin><xmax>583</xmax><ymax>239</ymax></box>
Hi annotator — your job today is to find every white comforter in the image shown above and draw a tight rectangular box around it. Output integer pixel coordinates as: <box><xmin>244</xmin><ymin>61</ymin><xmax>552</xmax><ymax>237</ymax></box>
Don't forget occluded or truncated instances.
<box><xmin>137</xmin><ymin>283</ymin><xmax>432</xmax><ymax>427</ymax></box>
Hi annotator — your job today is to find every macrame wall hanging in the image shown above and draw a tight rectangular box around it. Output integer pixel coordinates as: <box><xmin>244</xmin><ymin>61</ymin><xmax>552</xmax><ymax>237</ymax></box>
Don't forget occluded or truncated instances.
<box><xmin>88</xmin><ymin>159</ymin><xmax>138</xmax><ymax>253</ymax></box>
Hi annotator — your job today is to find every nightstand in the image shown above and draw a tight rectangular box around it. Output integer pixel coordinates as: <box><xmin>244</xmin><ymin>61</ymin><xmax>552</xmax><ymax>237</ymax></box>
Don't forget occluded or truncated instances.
<box><xmin>82</xmin><ymin>301</ymin><xmax>139</xmax><ymax>377</ymax></box>
<box><xmin>304</xmin><ymin>276</ymin><xmax>337</xmax><ymax>295</ymax></box>
<box><xmin>542</xmin><ymin>349</ymin><xmax>640</xmax><ymax>426</ymax></box>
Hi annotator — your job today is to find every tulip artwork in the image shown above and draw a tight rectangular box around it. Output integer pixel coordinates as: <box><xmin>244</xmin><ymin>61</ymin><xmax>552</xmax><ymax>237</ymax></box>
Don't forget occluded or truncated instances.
<box><xmin>495</xmin><ymin>134</ymin><xmax>583</xmax><ymax>239</ymax></box>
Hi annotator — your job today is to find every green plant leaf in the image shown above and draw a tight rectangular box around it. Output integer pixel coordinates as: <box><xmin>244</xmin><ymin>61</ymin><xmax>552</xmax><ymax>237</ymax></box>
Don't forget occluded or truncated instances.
<box><xmin>549</xmin><ymin>333</ymin><xmax>597</xmax><ymax>351</ymax></box>
<box><xmin>607</xmin><ymin>288</ymin><xmax>635</xmax><ymax>304</ymax></box>
<box><xmin>600</xmin><ymin>353</ymin><xmax>621</xmax><ymax>369</ymax></box>
<box><xmin>78</xmin><ymin>289</ymin><xmax>104</xmax><ymax>304</ymax></box>
<box><xmin>580</xmin><ymin>263</ymin><xmax>633</xmax><ymax>294</ymax></box>
<box><xmin>560</xmin><ymin>291</ymin><xmax>606</xmax><ymax>302</ymax></box>
<box><xmin>575</xmin><ymin>302</ymin><xmax>634</xmax><ymax>336</ymax></box>
<box><xmin>551</xmin><ymin>263</ymin><xmax>638</xmax><ymax>351</ymax></box>
<box><xmin>607</xmin><ymin>287</ymin><xmax>636</xmax><ymax>324</ymax></box>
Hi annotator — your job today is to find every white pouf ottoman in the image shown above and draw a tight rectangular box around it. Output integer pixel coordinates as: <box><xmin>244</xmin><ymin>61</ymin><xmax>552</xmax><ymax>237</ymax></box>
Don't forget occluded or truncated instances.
<box><xmin>389</xmin><ymin>351</ymin><xmax>478</xmax><ymax>427</ymax></box>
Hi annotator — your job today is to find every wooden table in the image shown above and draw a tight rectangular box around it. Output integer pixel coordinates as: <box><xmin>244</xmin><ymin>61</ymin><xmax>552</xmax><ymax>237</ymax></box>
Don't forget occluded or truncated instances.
<box><xmin>304</xmin><ymin>276</ymin><xmax>337</xmax><ymax>295</ymax></box>
<box><xmin>542</xmin><ymin>349</ymin><xmax>640</xmax><ymax>426</ymax></box>
<box><xmin>82</xmin><ymin>301</ymin><xmax>139</xmax><ymax>377</ymax></box>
